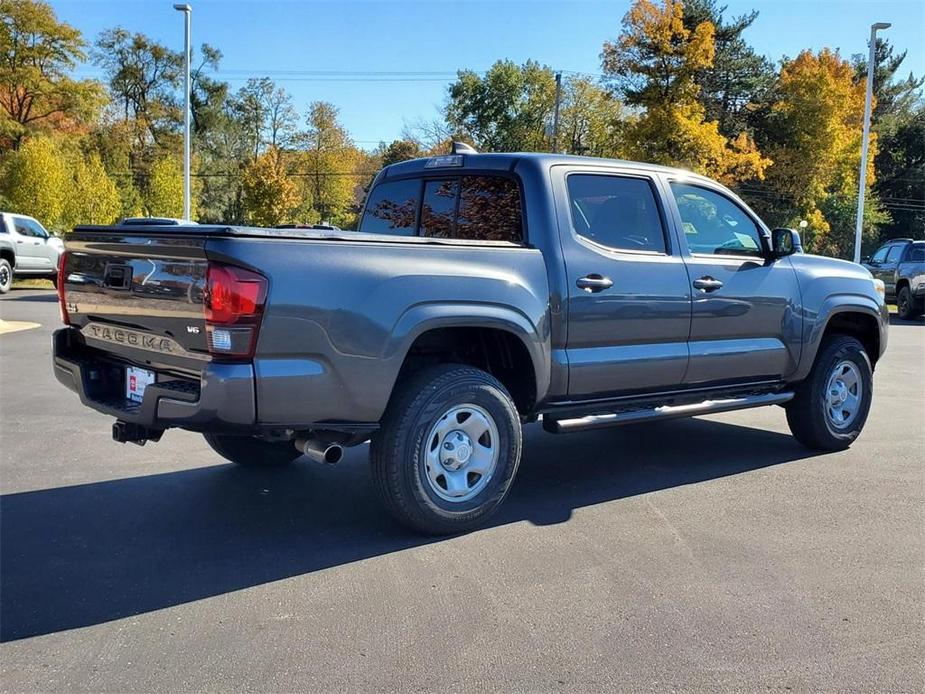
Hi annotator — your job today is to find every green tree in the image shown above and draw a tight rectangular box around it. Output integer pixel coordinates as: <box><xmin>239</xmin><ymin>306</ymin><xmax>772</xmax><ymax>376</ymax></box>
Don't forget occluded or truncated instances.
<box><xmin>558</xmin><ymin>76</ymin><xmax>625</xmax><ymax>157</ymax></box>
<box><xmin>872</xmin><ymin>106</ymin><xmax>924</xmax><ymax>242</ymax></box>
<box><xmin>601</xmin><ymin>0</ymin><xmax>769</xmax><ymax>184</ymax></box>
<box><xmin>0</xmin><ymin>0</ymin><xmax>104</xmax><ymax>149</ymax></box>
<box><xmin>231</xmin><ymin>77</ymin><xmax>297</xmax><ymax>161</ymax></box>
<box><xmin>297</xmin><ymin>101</ymin><xmax>361</xmax><ymax>225</ymax></box>
<box><xmin>93</xmin><ymin>27</ymin><xmax>182</xmax><ymax>153</ymax></box>
<box><xmin>241</xmin><ymin>146</ymin><xmax>298</xmax><ymax>226</ymax></box>
<box><xmin>681</xmin><ymin>0</ymin><xmax>775</xmax><ymax>138</ymax></box>
<box><xmin>0</xmin><ymin>134</ymin><xmax>67</xmax><ymax>226</ymax></box>
<box><xmin>853</xmin><ymin>39</ymin><xmax>924</xmax><ymax>243</ymax></box>
<box><xmin>446</xmin><ymin>60</ymin><xmax>556</xmax><ymax>152</ymax></box>
<box><xmin>378</xmin><ymin>139</ymin><xmax>422</xmax><ymax>167</ymax></box>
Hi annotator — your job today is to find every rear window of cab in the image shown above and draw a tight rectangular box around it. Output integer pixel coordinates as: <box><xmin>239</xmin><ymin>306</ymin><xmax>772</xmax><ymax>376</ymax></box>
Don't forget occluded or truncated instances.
<box><xmin>359</xmin><ymin>175</ymin><xmax>523</xmax><ymax>244</ymax></box>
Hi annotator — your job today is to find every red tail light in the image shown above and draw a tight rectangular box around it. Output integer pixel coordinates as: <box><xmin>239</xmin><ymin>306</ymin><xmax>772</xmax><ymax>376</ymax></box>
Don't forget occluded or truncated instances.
<box><xmin>57</xmin><ymin>251</ymin><xmax>70</xmax><ymax>325</ymax></box>
<box><xmin>203</xmin><ymin>262</ymin><xmax>267</xmax><ymax>359</ymax></box>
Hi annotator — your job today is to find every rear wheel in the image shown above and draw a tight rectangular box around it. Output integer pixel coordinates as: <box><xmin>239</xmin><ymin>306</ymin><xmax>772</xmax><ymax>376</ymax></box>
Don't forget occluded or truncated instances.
<box><xmin>896</xmin><ymin>285</ymin><xmax>922</xmax><ymax>320</ymax></box>
<box><xmin>0</xmin><ymin>258</ymin><xmax>12</xmax><ymax>294</ymax></box>
<box><xmin>203</xmin><ymin>433</ymin><xmax>301</xmax><ymax>467</ymax></box>
<box><xmin>786</xmin><ymin>335</ymin><xmax>873</xmax><ymax>451</ymax></box>
<box><xmin>370</xmin><ymin>364</ymin><xmax>522</xmax><ymax>535</ymax></box>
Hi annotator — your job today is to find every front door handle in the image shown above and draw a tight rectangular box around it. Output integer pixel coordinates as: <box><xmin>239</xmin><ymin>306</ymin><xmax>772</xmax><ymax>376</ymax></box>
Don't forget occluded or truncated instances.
<box><xmin>693</xmin><ymin>276</ymin><xmax>724</xmax><ymax>292</ymax></box>
<box><xmin>576</xmin><ymin>274</ymin><xmax>613</xmax><ymax>292</ymax></box>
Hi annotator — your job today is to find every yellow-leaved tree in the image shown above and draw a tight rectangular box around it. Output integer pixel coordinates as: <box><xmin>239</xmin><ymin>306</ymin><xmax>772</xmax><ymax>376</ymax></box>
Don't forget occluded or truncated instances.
<box><xmin>241</xmin><ymin>146</ymin><xmax>298</xmax><ymax>227</ymax></box>
<box><xmin>601</xmin><ymin>0</ymin><xmax>770</xmax><ymax>184</ymax></box>
<box><xmin>764</xmin><ymin>49</ymin><xmax>886</xmax><ymax>256</ymax></box>
<box><xmin>144</xmin><ymin>154</ymin><xmax>197</xmax><ymax>219</ymax></box>
<box><xmin>0</xmin><ymin>135</ymin><xmax>68</xmax><ymax>227</ymax></box>
<box><xmin>62</xmin><ymin>152</ymin><xmax>121</xmax><ymax>228</ymax></box>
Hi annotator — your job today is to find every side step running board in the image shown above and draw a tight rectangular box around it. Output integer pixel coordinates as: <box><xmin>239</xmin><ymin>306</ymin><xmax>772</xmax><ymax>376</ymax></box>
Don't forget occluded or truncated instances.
<box><xmin>543</xmin><ymin>392</ymin><xmax>794</xmax><ymax>434</ymax></box>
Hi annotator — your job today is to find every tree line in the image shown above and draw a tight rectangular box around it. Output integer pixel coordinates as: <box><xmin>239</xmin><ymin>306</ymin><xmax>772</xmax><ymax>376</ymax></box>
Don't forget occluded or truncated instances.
<box><xmin>1</xmin><ymin>0</ymin><xmax>922</xmax><ymax>256</ymax></box>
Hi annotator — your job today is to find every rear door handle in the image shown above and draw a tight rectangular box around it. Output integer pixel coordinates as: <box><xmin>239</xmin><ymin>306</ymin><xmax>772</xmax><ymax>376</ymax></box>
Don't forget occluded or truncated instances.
<box><xmin>576</xmin><ymin>274</ymin><xmax>613</xmax><ymax>292</ymax></box>
<box><xmin>693</xmin><ymin>276</ymin><xmax>724</xmax><ymax>292</ymax></box>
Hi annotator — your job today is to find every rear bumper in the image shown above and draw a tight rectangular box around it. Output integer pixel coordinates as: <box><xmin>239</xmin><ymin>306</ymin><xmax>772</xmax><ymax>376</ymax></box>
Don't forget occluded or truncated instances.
<box><xmin>53</xmin><ymin>327</ymin><xmax>256</xmax><ymax>431</ymax></box>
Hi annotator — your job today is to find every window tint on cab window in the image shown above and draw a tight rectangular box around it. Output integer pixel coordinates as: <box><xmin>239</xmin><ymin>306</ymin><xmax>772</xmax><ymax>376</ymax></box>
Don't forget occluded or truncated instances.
<box><xmin>359</xmin><ymin>179</ymin><xmax>420</xmax><ymax>235</ymax></box>
<box><xmin>420</xmin><ymin>179</ymin><xmax>459</xmax><ymax>238</ymax></box>
<box><xmin>456</xmin><ymin>176</ymin><xmax>523</xmax><ymax>243</ymax></box>
<box><xmin>566</xmin><ymin>174</ymin><xmax>666</xmax><ymax>253</ymax></box>
<box><xmin>670</xmin><ymin>183</ymin><xmax>763</xmax><ymax>257</ymax></box>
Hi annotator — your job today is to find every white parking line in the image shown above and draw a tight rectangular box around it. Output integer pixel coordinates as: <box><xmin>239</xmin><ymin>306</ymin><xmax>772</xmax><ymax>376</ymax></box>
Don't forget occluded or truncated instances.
<box><xmin>0</xmin><ymin>319</ymin><xmax>41</xmax><ymax>335</ymax></box>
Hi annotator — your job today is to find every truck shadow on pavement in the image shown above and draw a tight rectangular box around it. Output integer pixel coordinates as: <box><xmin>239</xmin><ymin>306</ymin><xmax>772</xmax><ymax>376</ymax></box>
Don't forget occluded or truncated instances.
<box><xmin>1</xmin><ymin>417</ymin><xmax>820</xmax><ymax>642</ymax></box>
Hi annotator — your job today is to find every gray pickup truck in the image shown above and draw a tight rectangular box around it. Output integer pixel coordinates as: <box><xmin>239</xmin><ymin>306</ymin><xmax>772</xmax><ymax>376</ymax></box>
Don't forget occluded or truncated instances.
<box><xmin>53</xmin><ymin>149</ymin><xmax>889</xmax><ymax>534</ymax></box>
<box><xmin>863</xmin><ymin>238</ymin><xmax>925</xmax><ymax>320</ymax></box>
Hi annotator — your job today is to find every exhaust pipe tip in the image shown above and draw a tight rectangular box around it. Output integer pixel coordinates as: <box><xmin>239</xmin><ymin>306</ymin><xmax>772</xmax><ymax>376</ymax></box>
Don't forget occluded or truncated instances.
<box><xmin>321</xmin><ymin>444</ymin><xmax>343</xmax><ymax>465</ymax></box>
<box><xmin>296</xmin><ymin>438</ymin><xmax>344</xmax><ymax>465</ymax></box>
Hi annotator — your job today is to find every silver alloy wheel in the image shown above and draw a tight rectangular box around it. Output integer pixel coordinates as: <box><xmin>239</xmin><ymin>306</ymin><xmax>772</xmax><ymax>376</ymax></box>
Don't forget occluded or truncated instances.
<box><xmin>423</xmin><ymin>403</ymin><xmax>500</xmax><ymax>503</ymax></box>
<box><xmin>0</xmin><ymin>264</ymin><xmax>10</xmax><ymax>290</ymax></box>
<box><xmin>825</xmin><ymin>360</ymin><xmax>863</xmax><ymax>430</ymax></box>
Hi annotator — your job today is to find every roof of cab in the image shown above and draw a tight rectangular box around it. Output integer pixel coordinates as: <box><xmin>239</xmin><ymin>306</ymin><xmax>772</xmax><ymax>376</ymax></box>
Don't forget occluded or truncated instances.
<box><xmin>382</xmin><ymin>151</ymin><xmax>704</xmax><ymax>181</ymax></box>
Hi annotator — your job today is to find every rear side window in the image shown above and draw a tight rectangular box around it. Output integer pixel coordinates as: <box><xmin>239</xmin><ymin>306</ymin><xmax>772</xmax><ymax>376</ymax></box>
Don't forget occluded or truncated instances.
<box><xmin>908</xmin><ymin>245</ymin><xmax>925</xmax><ymax>262</ymax></box>
<box><xmin>359</xmin><ymin>179</ymin><xmax>420</xmax><ymax>236</ymax></box>
<box><xmin>360</xmin><ymin>174</ymin><xmax>523</xmax><ymax>243</ymax></box>
<box><xmin>566</xmin><ymin>174</ymin><xmax>667</xmax><ymax>253</ymax></box>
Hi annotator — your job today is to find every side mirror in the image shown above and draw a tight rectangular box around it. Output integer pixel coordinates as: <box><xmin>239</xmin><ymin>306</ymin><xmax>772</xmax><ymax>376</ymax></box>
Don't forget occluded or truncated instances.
<box><xmin>861</xmin><ymin>256</ymin><xmax>870</xmax><ymax>264</ymax></box>
<box><xmin>771</xmin><ymin>228</ymin><xmax>801</xmax><ymax>258</ymax></box>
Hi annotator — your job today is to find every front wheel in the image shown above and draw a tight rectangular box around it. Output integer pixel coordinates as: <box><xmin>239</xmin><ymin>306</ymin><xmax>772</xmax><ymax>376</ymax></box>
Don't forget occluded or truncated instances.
<box><xmin>0</xmin><ymin>258</ymin><xmax>12</xmax><ymax>294</ymax></box>
<box><xmin>203</xmin><ymin>433</ymin><xmax>301</xmax><ymax>467</ymax></box>
<box><xmin>896</xmin><ymin>286</ymin><xmax>922</xmax><ymax>320</ymax></box>
<box><xmin>370</xmin><ymin>364</ymin><xmax>523</xmax><ymax>535</ymax></box>
<box><xmin>786</xmin><ymin>335</ymin><xmax>873</xmax><ymax>451</ymax></box>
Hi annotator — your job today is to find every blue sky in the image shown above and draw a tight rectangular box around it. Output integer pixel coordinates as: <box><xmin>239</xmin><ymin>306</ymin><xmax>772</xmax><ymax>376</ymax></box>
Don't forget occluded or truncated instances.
<box><xmin>54</xmin><ymin>0</ymin><xmax>925</xmax><ymax>148</ymax></box>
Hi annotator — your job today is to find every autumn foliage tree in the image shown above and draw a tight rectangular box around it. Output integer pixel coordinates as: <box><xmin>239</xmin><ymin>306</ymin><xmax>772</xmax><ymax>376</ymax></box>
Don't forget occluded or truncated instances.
<box><xmin>241</xmin><ymin>146</ymin><xmax>298</xmax><ymax>227</ymax></box>
<box><xmin>602</xmin><ymin>0</ymin><xmax>770</xmax><ymax>184</ymax></box>
<box><xmin>763</xmin><ymin>49</ymin><xmax>886</xmax><ymax>255</ymax></box>
<box><xmin>0</xmin><ymin>0</ymin><xmax>103</xmax><ymax>150</ymax></box>
<box><xmin>1</xmin><ymin>135</ymin><xmax>67</xmax><ymax>222</ymax></box>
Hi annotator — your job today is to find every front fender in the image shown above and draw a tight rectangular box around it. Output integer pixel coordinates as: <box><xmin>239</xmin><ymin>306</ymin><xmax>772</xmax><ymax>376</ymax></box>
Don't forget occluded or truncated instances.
<box><xmin>792</xmin><ymin>293</ymin><xmax>889</xmax><ymax>381</ymax></box>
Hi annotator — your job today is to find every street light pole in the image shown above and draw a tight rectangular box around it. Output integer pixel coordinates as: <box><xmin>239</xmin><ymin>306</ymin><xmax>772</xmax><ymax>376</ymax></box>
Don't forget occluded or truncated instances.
<box><xmin>552</xmin><ymin>72</ymin><xmax>562</xmax><ymax>153</ymax></box>
<box><xmin>854</xmin><ymin>21</ymin><xmax>890</xmax><ymax>263</ymax></box>
<box><xmin>174</xmin><ymin>4</ymin><xmax>192</xmax><ymax>221</ymax></box>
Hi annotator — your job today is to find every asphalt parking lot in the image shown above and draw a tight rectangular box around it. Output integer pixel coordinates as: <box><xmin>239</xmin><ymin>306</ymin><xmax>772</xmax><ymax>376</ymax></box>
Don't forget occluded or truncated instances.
<box><xmin>1</xmin><ymin>288</ymin><xmax>922</xmax><ymax>692</ymax></box>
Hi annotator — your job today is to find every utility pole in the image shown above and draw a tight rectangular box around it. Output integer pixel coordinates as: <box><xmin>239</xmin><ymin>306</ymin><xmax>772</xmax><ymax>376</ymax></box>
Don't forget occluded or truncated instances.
<box><xmin>854</xmin><ymin>22</ymin><xmax>890</xmax><ymax>263</ymax></box>
<box><xmin>552</xmin><ymin>72</ymin><xmax>562</xmax><ymax>153</ymax></box>
<box><xmin>174</xmin><ymin>4</ymin><xmax>192</xmax><ymax>221</ymax></box>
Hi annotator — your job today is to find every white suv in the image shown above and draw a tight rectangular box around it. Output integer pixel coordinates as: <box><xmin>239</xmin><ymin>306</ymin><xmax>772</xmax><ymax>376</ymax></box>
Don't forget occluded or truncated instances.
<box><xmin>0</xmin><ymin>213</ymin><xmax>65</xmax><ymax>293</ymax></box>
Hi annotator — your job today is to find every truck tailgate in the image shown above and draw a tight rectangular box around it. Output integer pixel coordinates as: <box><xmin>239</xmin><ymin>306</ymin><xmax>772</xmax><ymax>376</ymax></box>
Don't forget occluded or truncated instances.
<box><xmin>61</xmin><ymin>230</ymin><xmax>211</xmax><ymax>372</ymax></box>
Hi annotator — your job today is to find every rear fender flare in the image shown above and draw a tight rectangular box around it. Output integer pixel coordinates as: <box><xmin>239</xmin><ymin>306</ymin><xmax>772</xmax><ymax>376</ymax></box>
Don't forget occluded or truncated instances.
<box><xmin>384</xmin><ymin>302</ymin><xmax>551</xmax><ymax>405</ymax></box>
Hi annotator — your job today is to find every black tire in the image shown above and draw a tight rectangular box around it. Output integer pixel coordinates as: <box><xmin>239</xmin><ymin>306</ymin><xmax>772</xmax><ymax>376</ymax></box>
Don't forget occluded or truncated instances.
<box><xmin>0</xmin><ymin>258</ymin><xmax>12</xmax><ymax>294</ymax></box>
<box><xmin>896</xmin><ymin>285</ymin><xmax>922</xmax><ymax>320</ymax></box>
<box><xmin>203</xmin><ymin>432</ymin><xmax>301</xmax><ymax>467</ymax></box>
<box><xmin>49</xmin><ymin>274</ymin><xmax>58</xmax><ymax>289</ymax></box>
<box><xmin>786</xmin><ymin>335</ymin><xmax>873</xmax><ymax>451</ymax></box>
<box><xmin>370</xmin><ymin>364</ymin><xmax>522</xmax><ymax>535</ymax></box>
